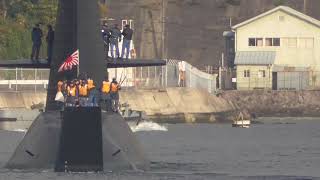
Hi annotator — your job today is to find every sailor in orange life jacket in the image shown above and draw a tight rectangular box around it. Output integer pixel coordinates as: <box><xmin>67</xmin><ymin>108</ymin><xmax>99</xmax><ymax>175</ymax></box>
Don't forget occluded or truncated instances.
<box><xmin>87</xmin><ymin>77</ymin><xmax>95</xmax><ymax>90</ymax></box>
<box><xmin>110</xmin><ymin>77</ymin><xmax>121</xmax><ymax>112</ymax></box>
<box><xmin>101</xmin><ymin>76</ymin><xmax>112</xmax><ymax>111</ymax></box>
<box><xmin>79</xmin><ymin>79</ymin><xmax>89</xmax><ymax>106</ymax></box>
<box><xmin>66</xmin><ymin>81</ymin><xmax>78</xmax><ymax>107</ymax></box>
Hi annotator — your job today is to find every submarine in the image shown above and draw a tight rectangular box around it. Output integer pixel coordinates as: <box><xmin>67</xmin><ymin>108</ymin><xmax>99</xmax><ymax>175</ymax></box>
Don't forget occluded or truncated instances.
<box><xmin>4</xmin><ymin>0</ymin><xmax>165</xmax><ymax>172</ymax></box>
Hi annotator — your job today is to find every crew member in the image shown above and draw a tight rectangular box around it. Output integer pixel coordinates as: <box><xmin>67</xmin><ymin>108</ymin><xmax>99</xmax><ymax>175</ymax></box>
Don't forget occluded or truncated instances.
<box><xmin>55</xmin><ymin>80</ymin><xmax>65</xmax><ymax>114</ymax></box>
<box><xmin>178</xmin><ymin>61</ymin><xmax>186</xmax><ymax>87</ymax></box>
<box><xmin>102</xmin><ymin>24</ymin><xmax>111</xmax><ymax>58</ymax></box>
<box><xmin>110</xmin><ymin>24</ymin><xmax>121</xmax><ymax>59</ymax></box>
<box><xmin>62</xmin><ymin>80</ymin><xmax>68</xmax><ymax>98</ymax></box>
<box><xmin>30</xmin><ymin>23</ymin><xmax>43</xmax><ymax>61</ymax></box>
<box><xmin>66</xmin><ymin>81</ymin><xmax>77</xmax><ymax>106</ymax></box>
<box><xmin>101</xmin><ymin>77</ymin><xmax>112</xmax><ymax>111</ymax></box>
<box><xmin>57</xmin><ymin>80</ymin><xmax>63</xmax><ymax>93</ymax></box>
<box><xmin>110</xmin><ymin>77</ymin><xmax>121</xmax><ymax>112</ymax></box>
<box><xmin>79</xmin><ymin>79</ymin><xmax>88</xmax><ymax>106</ymax></box>
<box><xmin>87</xmin><ymin>77</ymin><xmax>95</xmax><ymax>90</ymax></box>
<box><xmin>87</xmin><ymin>77</ymin><xmax>98</xmax><ymax>106</ymax></box>
<box><xmin>46</xmin><ymin>24</ymin><xmax>54</xmax><ymax>64</ymax></box>
<box><xmin>121</xmin><ymin>24</ymin><xmax>133</xmax><ymax>59</ymax></box>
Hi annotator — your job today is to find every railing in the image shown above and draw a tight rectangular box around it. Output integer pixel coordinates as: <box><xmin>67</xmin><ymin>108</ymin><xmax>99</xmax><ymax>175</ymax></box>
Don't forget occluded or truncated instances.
<box><xmin>0</xmin><ymin>60</ymin><xmax>218</xmax><ymax>93</ymax></box>
<box><xmin>0</xmin><ymin>68</ymin><xmax>49</xmax><ymax>92</ymax></box>
<box><xmin>110</xmin><ymin>59</ymin><xmax>218</xmax><ymax>93</ymax></box>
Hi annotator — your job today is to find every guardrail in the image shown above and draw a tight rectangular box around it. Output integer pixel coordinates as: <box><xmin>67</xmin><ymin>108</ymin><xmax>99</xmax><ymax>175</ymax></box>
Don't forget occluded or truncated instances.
<box><xmin>0</xmin><ymin>80</ymin><xmax>48</xmax><ymax>89</ymax></box>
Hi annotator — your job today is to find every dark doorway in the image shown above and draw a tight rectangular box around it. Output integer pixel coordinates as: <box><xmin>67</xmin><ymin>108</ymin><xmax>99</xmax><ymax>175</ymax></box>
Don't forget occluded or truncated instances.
<box><xmin>55</xmin><ymin>107</ymin><xmax>103</xmax><ymax>172</ymax></box>
<box><xmin>272</xmin><ymin>72</ymin><xmax>277</xmax><ymax>90</ymax></box>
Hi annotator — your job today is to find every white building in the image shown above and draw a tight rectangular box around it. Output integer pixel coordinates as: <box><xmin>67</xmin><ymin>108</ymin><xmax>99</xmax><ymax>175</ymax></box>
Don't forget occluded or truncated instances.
<box><xmin>232</xmin><ymin>6</ymin><xmax>320</xmax><ymax>90</ymax></box>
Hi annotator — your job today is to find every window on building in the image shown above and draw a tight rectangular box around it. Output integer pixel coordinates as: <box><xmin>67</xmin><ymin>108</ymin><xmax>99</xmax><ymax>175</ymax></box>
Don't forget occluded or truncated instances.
<box><xmin>248</xmin><ymin>38</ymin><xmax>263</xmax><ymax>47</ymax></box>
<box><xmin>273</xmin><ymin>38</ymin><xmax>280</xmax><ymax>46</ymax></box>
<box><xmin>299</xmin><ymin>38</ymin><xmax>314</xmax><ymax>48</ymax></box>
<box><xmin>244</xmin><ymin>70</ymin><xmax>250</xmax><ymax>77</ymax></box>
<box><xmin>265</xmin><ymin>38</ymin><xmax>280</xmax><ymax>46</ymax></box>
<box><xmin>249</xmin><ymin>38</ymin><xmax>256</xmax><ymax>46</ymax></box>
<box><xmin>258</xmin><ymin>70</ymin><xmax>266</xmax><ymax>78</ymax></box>
<box><xmin>256</xmin><ymin>38</ymin><xmax>263</xmax><ymax>46</ymax></box>
<box><xmin>265</xmin><ymin>38</ymin><xmax>272</xmax><ymax>46</ymax></box>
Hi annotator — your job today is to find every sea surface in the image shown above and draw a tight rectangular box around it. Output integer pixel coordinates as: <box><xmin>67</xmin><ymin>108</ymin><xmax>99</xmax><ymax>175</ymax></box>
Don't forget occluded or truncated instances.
<box><xmin>0</xmin><ymin>117</ymin><xmax>320</xmax><ymax>180</ymax></box>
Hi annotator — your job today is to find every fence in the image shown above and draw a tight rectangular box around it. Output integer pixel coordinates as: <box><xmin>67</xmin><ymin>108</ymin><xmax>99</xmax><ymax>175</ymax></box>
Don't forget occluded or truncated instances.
<box><xmin>0</xmin><ymin>60</ymin><xmax>218</xmax><ymax>93</ymax></box>
<box><xmin>235</xmin><ymin>69</ymin><xmax>319</xmax><ymax>90</ymax></box>
<box><xmin>108</xmin><ymin>59</ymin><xmax>218</xmax><ymax>93</ymax></box>
<box><xmin>0</xmin><ymin>68</ymin><xmax>49</xmax><ymax>92</ymax></box>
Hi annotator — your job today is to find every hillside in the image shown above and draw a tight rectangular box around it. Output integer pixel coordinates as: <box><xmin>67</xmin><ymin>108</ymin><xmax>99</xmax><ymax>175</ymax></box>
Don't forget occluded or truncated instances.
<box><xmin>107</xmin><ymin>0</ymin><xmax>320</xmax><ymax>68</ymax></box>
<box><xmin>1</xmin><ymin>0</ymin><xmax>320</xmax><ymax>67</ymax></box>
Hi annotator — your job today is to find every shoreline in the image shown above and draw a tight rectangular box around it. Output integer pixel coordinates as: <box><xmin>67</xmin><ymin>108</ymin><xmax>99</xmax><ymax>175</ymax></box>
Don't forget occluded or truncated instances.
<box><xmin>1</xmin><ymin>88</ymin><xmax>320</xmax><ymax>124</ymax></box>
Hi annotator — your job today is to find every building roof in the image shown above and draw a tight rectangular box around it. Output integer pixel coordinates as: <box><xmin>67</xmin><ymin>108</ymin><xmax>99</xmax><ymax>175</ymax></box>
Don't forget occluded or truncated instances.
<box><xmin>235</xmin><ymin>51</ymin><xmax>276</xmax><ymax>65</ymax></box>
<box><xmin>232</xmin><ymin>6</ymin><xmax>320</xmax><ymax>29</ymax></box>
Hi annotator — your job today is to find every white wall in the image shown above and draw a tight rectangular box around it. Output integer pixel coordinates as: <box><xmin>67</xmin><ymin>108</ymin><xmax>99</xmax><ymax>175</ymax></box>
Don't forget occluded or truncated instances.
<box><xmin>235</xmin><ymin>10</ymin><xmax>320</xmax><ymax>70</ymax></box>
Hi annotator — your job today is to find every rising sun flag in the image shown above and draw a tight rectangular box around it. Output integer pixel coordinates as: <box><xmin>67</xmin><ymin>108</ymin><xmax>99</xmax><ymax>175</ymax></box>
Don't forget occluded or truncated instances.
<box><xmin>58</xmin><ymin>50</ymin><xmax>79</xmax><ymax>72</ymax></box>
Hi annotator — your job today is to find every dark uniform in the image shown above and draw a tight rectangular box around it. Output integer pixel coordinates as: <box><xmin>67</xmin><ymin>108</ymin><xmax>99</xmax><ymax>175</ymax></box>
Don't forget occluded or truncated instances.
<box><xmin>31</xmin><ymin>24</ymin><xmax>43</xmax><ymax>61</ymax></box>
<box><xmin>46</xmin><ymin>25</ymin><xmax>55</xmax><ymax>64</ymax></box>
<box><xmin>110</xmin><ymin>25</ymin><xmax>122</xmax><ymax>58</ymax></box>
<box><xmin>121</xmin><ymin>25</ymin><xmax>133</xmax><ymax>59</ymax></box>
<box><xmin>102</xmin><ymin>25</ymin><xmax>111</xmax><ymax>58</ymax></box>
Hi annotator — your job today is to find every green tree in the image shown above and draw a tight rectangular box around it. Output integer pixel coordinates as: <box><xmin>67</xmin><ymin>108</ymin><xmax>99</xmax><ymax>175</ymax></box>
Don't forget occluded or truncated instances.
<box><xmin>0</xmin><ymin>0</ymin><xmax>58</xmax><ymax>59</ymax></box>
<box><xmin>0</xmin><ymin>0</ymin><xmax>106</xmax><ymax>59</ymax></box>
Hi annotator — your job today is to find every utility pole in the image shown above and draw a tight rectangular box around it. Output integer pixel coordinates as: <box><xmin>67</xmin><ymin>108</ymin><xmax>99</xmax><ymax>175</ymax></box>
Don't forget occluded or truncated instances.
<box><xmin>161</xmin><ymin>0</ymin><xmax>166</xmax><ymax>59</ymax></box>
<box><xmin>303</xmin><ymin>0</ymin><xmax>308</xmax><ymax>14</ymax></box>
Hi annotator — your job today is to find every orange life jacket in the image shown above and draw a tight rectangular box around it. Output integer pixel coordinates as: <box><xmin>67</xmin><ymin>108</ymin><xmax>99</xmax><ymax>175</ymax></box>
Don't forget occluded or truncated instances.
<box><xmin>57</xmin><ymin>81</ymin><xmax>63</xmax><ymax>92</ymax></box>
<box><xmin>102</xmin><ymin>81</ymin><xmax>111</xmax><ymax>93</ymax></box>
<box><xmin>68</xmin><ymin>86</ymin><xmax>76</xmax><ymax>97</ymax></box>
<box><xmin>111</xmin><ymin>83</ymin><xmax>119</xmax><ymax>92</ymax></box>
<box><xmin>87</xmin><ymin>79</ymin><xmax>95</xmax><ymax>90</ymax></box>
<box><xmin>79</xmin><ymin>85</ymin><xmax>88</xmax><ymax>96</ymax></box>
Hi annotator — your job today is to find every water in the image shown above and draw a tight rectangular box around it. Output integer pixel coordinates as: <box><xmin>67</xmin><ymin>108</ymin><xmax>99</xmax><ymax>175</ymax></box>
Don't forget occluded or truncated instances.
<box><xmin>130</xmin><ymin>121</ymin><xmax>168</xmax><ymax>132</ymax></box>
<box><xmin>0</xmin><ymin>117</ymin><xmax>320</xmax><ymax>179</ymax></box>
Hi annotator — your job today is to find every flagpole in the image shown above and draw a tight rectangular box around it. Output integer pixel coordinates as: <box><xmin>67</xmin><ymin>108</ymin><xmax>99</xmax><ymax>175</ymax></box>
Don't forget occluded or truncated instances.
<box><xmin>77</xmin><ymin>50</ymin><xmax>80</xmax><ymax>77</ymax></box>
<box><xmin>77</xmin><ymin>65</ymin><xmax>79</xmax><ymax>77</ymax></box>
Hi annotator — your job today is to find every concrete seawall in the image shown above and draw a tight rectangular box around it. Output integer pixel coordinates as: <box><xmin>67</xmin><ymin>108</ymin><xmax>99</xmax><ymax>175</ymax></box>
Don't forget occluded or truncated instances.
<box><xmin>0</xmin><ymin>92</ymin><xmax>46</xmax><ymax>110</ymax></box>
<box><xmin>1</xmin><ymin>89</ymin><xmax>320</xmax><ymax>123</ymax></box>
<box><xmin>120</xmin><ymin>88</ymin><xmax>238</xmax><ymax>123</ymax></box>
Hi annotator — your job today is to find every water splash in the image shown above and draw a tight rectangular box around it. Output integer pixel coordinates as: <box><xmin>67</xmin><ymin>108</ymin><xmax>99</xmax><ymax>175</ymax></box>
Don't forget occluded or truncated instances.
<box><xmin>130</xmin><ymin>121</ymin><xmax>168</xmax><ymax>132</ymax></box>
<box><xmin>12</xmin><ymin>129</ymin><xmax>27</xmax><ymax>133</ymax></box>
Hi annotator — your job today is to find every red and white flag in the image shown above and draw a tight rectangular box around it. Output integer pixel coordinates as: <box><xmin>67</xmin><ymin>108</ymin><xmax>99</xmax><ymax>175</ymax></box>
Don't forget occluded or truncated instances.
<box><xmin>58</xmin><ymin>50</ymin><xmax>79</xmax><ymax>72</ymax></box>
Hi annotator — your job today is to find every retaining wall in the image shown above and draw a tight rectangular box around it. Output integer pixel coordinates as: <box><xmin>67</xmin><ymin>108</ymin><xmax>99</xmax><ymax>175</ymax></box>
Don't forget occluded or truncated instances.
<box><xmin>1</xmin><ymin>89</ymin><xmax>320</xmax><ymax>123</ymax></box>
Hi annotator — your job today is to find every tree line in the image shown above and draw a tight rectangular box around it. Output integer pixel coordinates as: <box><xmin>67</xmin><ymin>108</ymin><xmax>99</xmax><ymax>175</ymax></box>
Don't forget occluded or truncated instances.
<box><xmin>0</xmin><ymin>0</ymin><xmax>108</xmax><ymax>60</ymax></box>
<box><xmin>0</xmin><ymin>0</ymin><xmax>58</xmax><ymax>59</ymax></box>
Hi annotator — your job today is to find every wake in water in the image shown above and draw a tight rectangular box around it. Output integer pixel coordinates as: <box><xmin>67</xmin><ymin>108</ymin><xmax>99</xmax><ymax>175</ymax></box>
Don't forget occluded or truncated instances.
<box><xmin>12</xmin><ymin>129</ymin><xmax>27</xmax><ymax>133</ymax></box>
<box><xmin>129</xmin><ymin>121</ymin><xmax>168</xmax><ymax>132</ymax></box>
